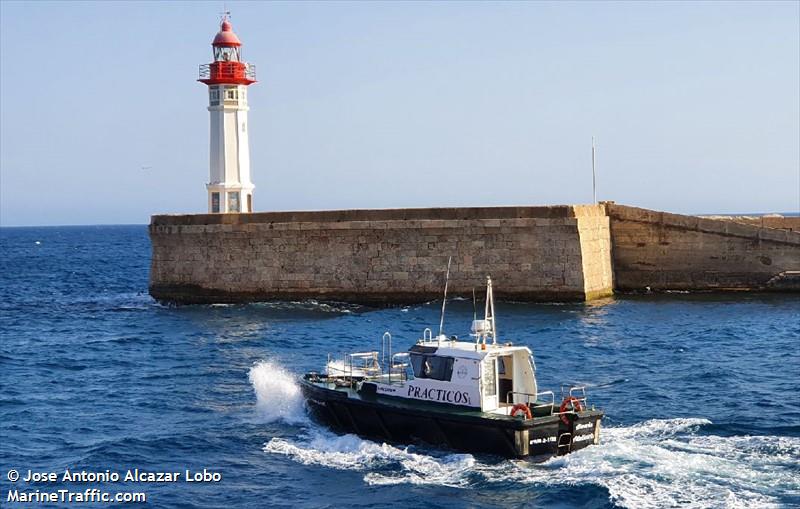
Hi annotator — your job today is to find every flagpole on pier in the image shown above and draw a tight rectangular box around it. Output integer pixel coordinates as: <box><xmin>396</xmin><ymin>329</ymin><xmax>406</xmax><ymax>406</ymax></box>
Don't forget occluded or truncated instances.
<box><xmin>591</xmin><ymin>136</ymin><xmax>597</xmax><ymax>204</ymax></box>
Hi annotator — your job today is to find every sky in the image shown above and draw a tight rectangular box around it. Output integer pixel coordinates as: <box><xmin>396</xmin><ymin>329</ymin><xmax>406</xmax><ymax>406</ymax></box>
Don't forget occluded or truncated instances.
<box><xmin>1</xmin><ymin>1</ymin><xmax>798</xmax><ymax>226</ymax></box>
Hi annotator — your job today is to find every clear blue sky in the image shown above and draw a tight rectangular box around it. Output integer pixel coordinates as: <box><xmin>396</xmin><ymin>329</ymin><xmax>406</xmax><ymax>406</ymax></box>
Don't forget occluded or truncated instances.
<box><xmin>1</xmin><ymin>1</ymin><xmax>798</xmax><ymax>226</ymax></box>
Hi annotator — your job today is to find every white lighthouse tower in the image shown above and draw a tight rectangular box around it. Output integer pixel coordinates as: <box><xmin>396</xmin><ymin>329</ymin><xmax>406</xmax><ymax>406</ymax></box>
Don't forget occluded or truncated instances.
<box><xmin>199</xmin><ymin>16</ymin><xmax>257</xmax><ymax>213</ymax></box>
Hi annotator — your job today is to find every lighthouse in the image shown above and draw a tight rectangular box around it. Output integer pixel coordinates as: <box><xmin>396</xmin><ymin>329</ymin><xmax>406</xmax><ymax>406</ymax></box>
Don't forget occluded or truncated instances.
<box><xmin>198</xmin><ymin>16</ymin><xmax>256</xmax><ymax>213</ymax></box>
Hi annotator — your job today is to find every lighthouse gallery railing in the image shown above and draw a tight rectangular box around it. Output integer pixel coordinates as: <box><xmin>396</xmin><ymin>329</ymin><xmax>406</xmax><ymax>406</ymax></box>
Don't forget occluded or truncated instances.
<box><xmin>198</xmin><ymin>63</ymin><xmax>256</xmax><ymax>82</ymax></box>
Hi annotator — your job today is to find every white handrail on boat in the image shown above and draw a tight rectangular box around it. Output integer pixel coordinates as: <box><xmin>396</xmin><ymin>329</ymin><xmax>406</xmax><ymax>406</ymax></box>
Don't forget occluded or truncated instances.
<box><xmin>381</xmin><ymin>332</ymin><xmax>392</xmax><ymax>368</ymax></box>
<box><xmin>390</xmin><ymin>352</ymin><xmax>410</xmax><ymax>383</ymax></box>
<box><xmin>560</xmin><ymin>385</ymin><xmax>589</xmax><ymax>407</ymax></box>
<box><xmin>326</xmin><ymin>351</ymin><xmax>381</xmax><ymax>384</ymax></box>
<box><xmin>505</xmin><ymin>390</ymin><xmax>556</xmax><ymax>415</ymax></box>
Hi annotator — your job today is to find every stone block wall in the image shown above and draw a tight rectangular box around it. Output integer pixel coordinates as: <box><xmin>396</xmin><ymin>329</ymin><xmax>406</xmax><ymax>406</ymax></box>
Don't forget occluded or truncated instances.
<box><xmin>149</xmin><ymin>205</ymin><xmax>614</xmax><ymax>304</ymax></box>
<box><xmin>574</xmin><ymin>205</ymin><xmax>614</xmax><ymax>300</ymax></box>
<box><xmin>606</xmin><ymin>203</ymin><xmax>800</xmax><ymax>291</ymax></box>
<box><xmin>704</xmin><ymin>215</ymin><xmax>800</xmax><ymax>233</ymax></box>
<box><xmin>149</xmin><ymin>203</ymin><xmax>799</xmax><ymax>304</ymax></box>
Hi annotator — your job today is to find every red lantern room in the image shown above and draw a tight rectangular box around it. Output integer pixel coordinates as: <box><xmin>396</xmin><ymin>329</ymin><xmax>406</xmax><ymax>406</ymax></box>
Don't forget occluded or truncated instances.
<box><xmin>198</xmin><ymin>16</ymin><xmax>256</xmax><ymax>86</ymax></box>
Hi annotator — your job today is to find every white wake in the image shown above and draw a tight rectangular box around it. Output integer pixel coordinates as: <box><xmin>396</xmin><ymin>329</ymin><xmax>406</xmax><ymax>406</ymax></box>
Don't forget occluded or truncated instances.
<box><xmin>265</xmin><ymin>430</ymin><xmax>476</xmax><ymax>488</ymax></box>
<box><xmin>485</xmin><ymin>418</ymin><xmax>799</xmax><ymax>508</ymax></box>
<box><xmin>250</xmin><ymin>367</ymin><xmax>799</xmax><ymax>507</ymax></box>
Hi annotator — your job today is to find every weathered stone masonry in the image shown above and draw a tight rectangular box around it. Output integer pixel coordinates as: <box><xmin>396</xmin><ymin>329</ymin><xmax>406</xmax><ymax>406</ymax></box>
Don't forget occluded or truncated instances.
<box><xmin>606</xmin><ymin>203</ymin><xmax>800</xmax><ymax>291</ymax></box>
<box><xmin>149</xmin><ymin>203</ymin><xmax>800</xmax><ymax>304</ymax></box>
<box><xmin>149</xmin><ymin>205</ymin><xmax>614</xmax><ymax>304</ymax></box>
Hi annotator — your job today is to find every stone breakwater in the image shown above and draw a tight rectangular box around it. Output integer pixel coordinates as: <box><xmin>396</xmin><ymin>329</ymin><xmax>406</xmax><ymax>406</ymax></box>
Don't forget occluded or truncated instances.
<box><xmin>148</xmin><ymin>203</ymin><xmax>800</xmax><ymax>304</ymax></box>
<box><xmin>606</xmin><ymin>204</ymin><xmax>800</xmax><ymax>292</ymax></box>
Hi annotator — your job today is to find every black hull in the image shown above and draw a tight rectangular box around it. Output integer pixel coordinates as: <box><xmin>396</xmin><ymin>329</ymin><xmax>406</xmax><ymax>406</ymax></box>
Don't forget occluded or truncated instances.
<box><xmin>300</xmin><ymin>379</ymin><xmax>602</xmax><ymax>459</ymax></box>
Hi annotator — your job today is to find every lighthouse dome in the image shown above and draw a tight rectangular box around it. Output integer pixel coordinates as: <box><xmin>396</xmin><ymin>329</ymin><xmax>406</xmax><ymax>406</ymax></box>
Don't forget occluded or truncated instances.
<box><xmin>213</xmin><ymin>19</ymin><xmax>242</xmax><ymax>47</ymax></box>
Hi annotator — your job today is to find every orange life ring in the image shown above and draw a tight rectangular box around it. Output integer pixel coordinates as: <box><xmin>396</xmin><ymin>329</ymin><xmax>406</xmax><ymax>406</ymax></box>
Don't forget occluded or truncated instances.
<box><xmin>510</xmin><ymin>403</ymin><xmax>532</xmax><ymax>420</ymax></box>
<box><xmin>559</xmin><ymin>396</ymin><xmax>583</xmax><ymax>425</ymax></box>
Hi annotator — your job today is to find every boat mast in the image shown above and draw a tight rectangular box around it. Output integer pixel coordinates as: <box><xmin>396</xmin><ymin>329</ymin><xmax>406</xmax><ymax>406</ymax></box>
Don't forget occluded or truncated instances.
<box><xmin>472</xmin><ymin>287</ymin><xmax>477</xmax><ymax>322</ymax></box>
<box><xmin>438</xmin><ymin>256</ymin><xmax>452</xmax><ymax>341</ymax></box>
<box><xmin>484</xmin><ymin>276</ymin><xmax>497</xmax><ymax>344</ymax></box>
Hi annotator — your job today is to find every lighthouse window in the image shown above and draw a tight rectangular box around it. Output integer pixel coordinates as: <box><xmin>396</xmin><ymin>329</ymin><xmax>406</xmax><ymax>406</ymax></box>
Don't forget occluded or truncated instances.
<box><xmin>228</xmin><ymin>192</ymin><xmax>240</xmax><ymax>213</ymax></box>
<box><xmin>211</xmin><ymin>193</ymin><xmax>220</xmax><ymax>213</ymax></box>
<box><xmin>226</xmin><ymin>89</ymin><xmax>238</xmax><ymax>100</ymax></box>
<box><xmin>214</xmin><ymin>46</ymin><xmax>240</xmax><ymax>62</ymax></box>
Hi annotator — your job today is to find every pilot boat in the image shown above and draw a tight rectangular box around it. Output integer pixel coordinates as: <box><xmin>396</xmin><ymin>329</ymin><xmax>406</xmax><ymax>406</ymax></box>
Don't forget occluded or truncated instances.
<box><xmin>300</xmin><ymin>275</ymin><xmax>603</xmax><ymax>459</ymax></box>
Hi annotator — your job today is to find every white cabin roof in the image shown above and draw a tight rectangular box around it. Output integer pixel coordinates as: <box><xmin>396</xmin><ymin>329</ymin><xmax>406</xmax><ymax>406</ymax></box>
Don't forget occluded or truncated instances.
<box><xmin>413</xmin><ymin>340</ymin><xmax>531</xmax><ymax>360</ymax></box>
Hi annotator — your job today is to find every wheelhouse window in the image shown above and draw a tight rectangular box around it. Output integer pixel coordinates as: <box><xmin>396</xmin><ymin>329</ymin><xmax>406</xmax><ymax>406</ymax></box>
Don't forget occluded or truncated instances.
<box><xmin>410</xmin><ymin>354</ymin><xmax>454</xmax><ymax>381</ymax></box>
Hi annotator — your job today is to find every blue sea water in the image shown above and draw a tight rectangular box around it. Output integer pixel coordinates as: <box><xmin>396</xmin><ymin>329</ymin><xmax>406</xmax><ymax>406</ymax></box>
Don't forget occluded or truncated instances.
<box><xmin>1</xmin><ymin>225</ymin><xmax>798</xmax><ymax>508</ymax></box>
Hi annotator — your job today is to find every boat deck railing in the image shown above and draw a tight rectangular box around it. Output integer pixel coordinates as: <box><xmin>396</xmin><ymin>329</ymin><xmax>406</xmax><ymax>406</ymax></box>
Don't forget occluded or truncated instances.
<box><xmin>388</xmin><ymin>352</ymin><xmax>410</xmax><ymax>383</ymax></box>
<box><xmin>326</xmin><ymin>331</ymin><xmax>412</xmax><ymax>386</ymax></box>
<box><xmin>506</xmin><ymin>386</ymin><xmax>590</xmax><ymax>418</ymax></box>
<box><xmin>506</xmin><ymin>390</ymin><xmax>556</xmax><ymax>415</ymax></box>
<box><xmin>557</xmin><ymin>386</ymin><xmax>590</xmax><ymax>419</ymax></box>
<box><xmin>326</xmin><ymin>351</ymin><xmax>381</xmax><ymax>382</ymax></box>
<box><xmin>561</xmin><ymin>385</ymin><xmax>589</xmax><ymax>407</ymax></box>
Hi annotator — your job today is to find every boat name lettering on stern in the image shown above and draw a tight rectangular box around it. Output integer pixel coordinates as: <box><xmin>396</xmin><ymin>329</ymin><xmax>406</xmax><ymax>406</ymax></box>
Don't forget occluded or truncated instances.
<box><xmin>407</xmin><ymin>385</ymin><xmax>470</xmax><ymax>405</ymax></box>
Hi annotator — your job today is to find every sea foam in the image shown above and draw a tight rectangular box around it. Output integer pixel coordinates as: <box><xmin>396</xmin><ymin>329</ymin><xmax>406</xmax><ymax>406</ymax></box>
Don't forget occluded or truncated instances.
<box><xmin>494</xmin><ymin>418</ymin><xmax>797</xmax><ymax>509</ymax></box>
<box><xmin>251</xmin><ymin>365</ymin><xmax>799</xmax><ymax>507</ymax></box>
<box><xmin>264</xmin><ymin>414</ymin><xmax>798</xmax><ymax>507</ymax></box>
<box><xmin>248</xmin><ymin>361</ymin><xmax>307</xmax><ymax>424</ymax></box>
<box><xmin>265</xmin><ymin>430</ymin><xmax>475</xmax><ymax>488</ymax></box>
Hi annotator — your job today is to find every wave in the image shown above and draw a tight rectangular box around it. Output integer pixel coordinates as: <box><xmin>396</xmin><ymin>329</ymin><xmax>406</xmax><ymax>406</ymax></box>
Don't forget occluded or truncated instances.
<box><xmin>587</xmin><ymin>377</ymin><xmax>630</xmax><ymax>389</ymax></box>
<box><xmin>69</xmin><ymin>291</ymin><xmax>157</xmax><ymax>311</ymax></box>
<box><xmin>1</xmin><ymin>290</ymin><xmax>158</xmax><ymax>313</ymax></box>
<box><xmin>248</xmin><ymin>361</ymin><xmax>307</xmax><ymax>425</ymax></box>
<box><xmin>258</xmin><ymin>300</ymin><xmax>364</xmax><ymax>314</ymax></box>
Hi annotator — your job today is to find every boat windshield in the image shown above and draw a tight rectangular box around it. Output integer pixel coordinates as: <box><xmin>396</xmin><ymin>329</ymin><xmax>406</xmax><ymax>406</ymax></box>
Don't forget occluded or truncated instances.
<box><xmin>409</xmin><ymin>353</ymin><xmax>454</xmax><ymax>381</ymax></box>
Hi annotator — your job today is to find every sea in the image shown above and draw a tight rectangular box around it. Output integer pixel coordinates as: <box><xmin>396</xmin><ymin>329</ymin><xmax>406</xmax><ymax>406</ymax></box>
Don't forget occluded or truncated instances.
<box><xmin>1</xmin><ymin>225</ymin><xmax>798</xmax><ymax>508</ymax></box>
